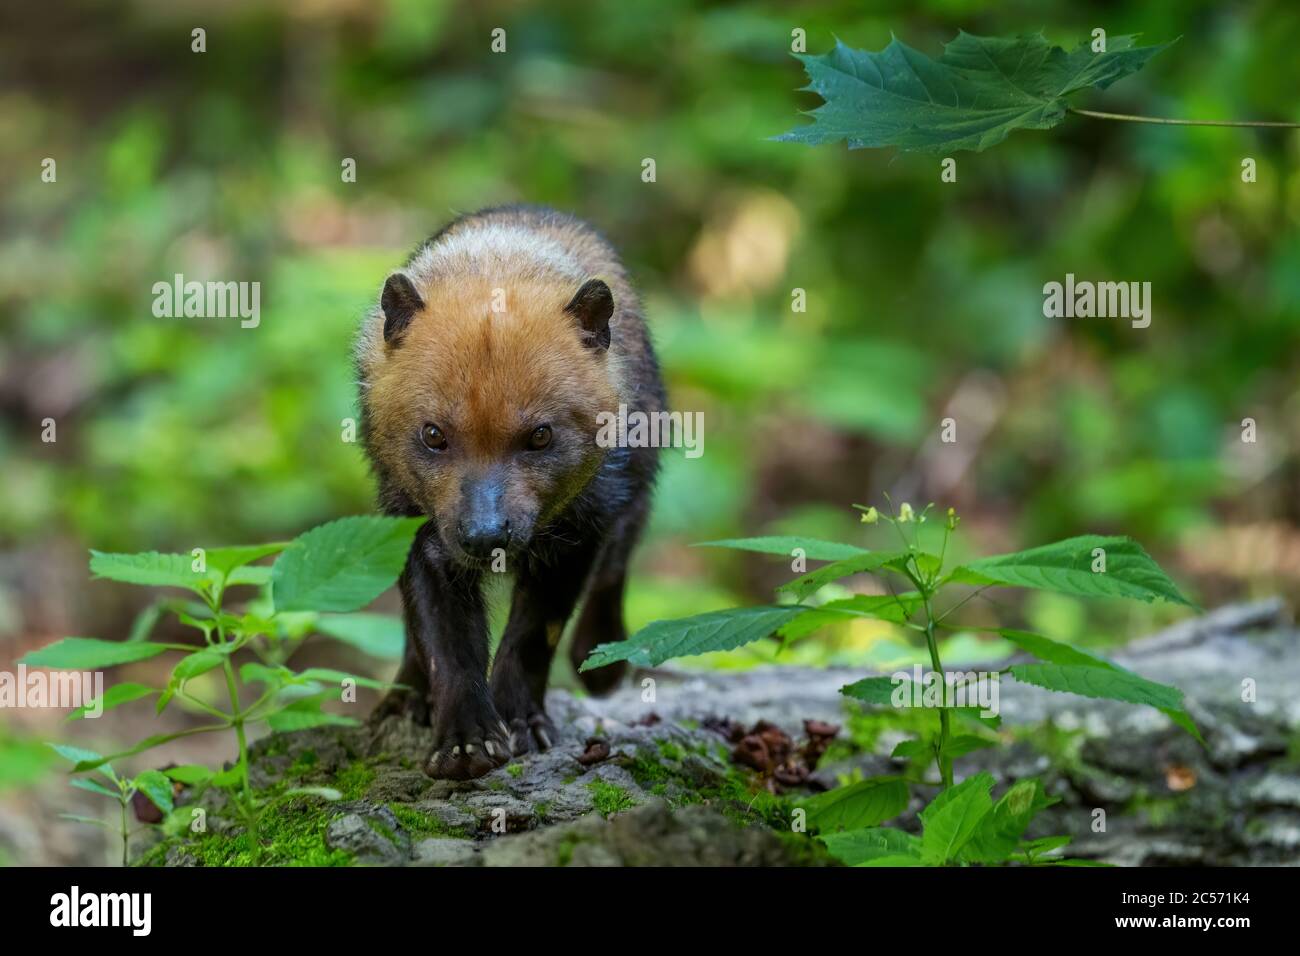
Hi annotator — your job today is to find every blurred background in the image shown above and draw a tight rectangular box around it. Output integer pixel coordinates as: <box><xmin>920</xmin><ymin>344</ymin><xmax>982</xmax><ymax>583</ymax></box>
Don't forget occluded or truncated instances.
<box><xmin>1</xmin><ymin>0</ymin><xmax>1297</xmax><ymax>863</ymax></box>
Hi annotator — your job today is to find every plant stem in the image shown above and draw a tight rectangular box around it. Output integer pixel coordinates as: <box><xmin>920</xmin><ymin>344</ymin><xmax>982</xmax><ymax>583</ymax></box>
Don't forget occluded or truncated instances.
<box><xmin>119</xmin><ymin>798</ymin><xmax>128</xmax><ymax>866</ymax></box>
<box><xmin>222</xmin><ymin>659</ymin><xmax>251</xmax><ymax>800</ymax></box>
<box><xmin>921</xmin><ymin>593</ymin><xmax>954</xmax><ymax>791</ymax></box>
<box><xmin>211</xmin><ymin>597</ymin><xmax>253</xmax><ymax>806</ymax></box>
<box><xmin>1069</xmin><ymin>106</ymin><xmax>1300</xmax><ymax>128</ymax></box>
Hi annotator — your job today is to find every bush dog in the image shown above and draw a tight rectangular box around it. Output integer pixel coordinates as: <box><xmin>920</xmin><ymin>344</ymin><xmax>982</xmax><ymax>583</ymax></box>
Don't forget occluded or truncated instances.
<box><xmin>357</xmin><ymin>205</ymin><xmax>664</xmax><ymax>779</ymax></box>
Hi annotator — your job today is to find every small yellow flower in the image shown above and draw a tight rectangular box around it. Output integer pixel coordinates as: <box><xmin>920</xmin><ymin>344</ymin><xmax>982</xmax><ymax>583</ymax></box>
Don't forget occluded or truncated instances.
<box><xmin>898</xmin><ymin>502</ymin><xmax>915</xmax><ymax>522</ymax></box>
<box><xmin>860</xmin><ymin>506</ymin><xmax>879</xmax><ymax>524</ymax></box>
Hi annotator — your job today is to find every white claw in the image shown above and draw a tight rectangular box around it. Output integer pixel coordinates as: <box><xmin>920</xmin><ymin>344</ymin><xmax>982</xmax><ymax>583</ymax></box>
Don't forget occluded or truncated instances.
<box><xmin>484</xmin><ymin>741</ymin><xmax>498</xmax><ymax>757</ymax></box>
<box><xmin>464</xmin><ymin>743</ymin><xmax>476</xmax><ymax>755</ymax></box>
<box><xmin>451</xmin><ymin>745</ymin><xmax>461</xmax><ymax>757</ymax></box>
<box><xmin>536</xmin><ymin>729</ymin><xmax>552</xmax><ymax>750</ymax></box>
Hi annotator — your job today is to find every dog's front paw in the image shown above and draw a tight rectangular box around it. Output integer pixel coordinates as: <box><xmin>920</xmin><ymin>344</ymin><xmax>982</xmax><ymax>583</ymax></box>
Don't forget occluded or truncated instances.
<box><xmin>425</xmin><ymin>704</ymin><xmax>512</xmax><ymax>780</ymax></box>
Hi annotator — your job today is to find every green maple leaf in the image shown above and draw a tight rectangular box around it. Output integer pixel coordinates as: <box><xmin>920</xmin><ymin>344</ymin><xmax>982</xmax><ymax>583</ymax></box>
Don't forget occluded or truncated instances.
<box><xmin>777</xmin><ymin>31</ymin><xmax>1172</xmax><ymax>154</ymax></box>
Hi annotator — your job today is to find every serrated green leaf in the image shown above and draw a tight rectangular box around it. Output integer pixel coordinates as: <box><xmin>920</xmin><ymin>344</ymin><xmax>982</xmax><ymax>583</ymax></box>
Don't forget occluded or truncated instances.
<box><xmin>778</xmin><ymin>550</ymin><xmax>912</xmax><ymax>601</ymax></box>
<box><xmin>271</xmin><ymin>516</ymin><xmax>425</xmax><ymax>613</ymax></box>
<box><xmin>998</xmin><ymin>628</ymin><xmax>1118</xmax><ymax>668</ymax></box>
<box><xmin>66</xmin><ymin>682</ymin><xmax>157</xmax><ymax>721</ymax></box>
<box><xmin>226</xmin><ymin>565</ymin><xmax>273</xmax><ymax>587</ymax></box>
<box><xmin>70</xmin><ymin>778</ymin><xmax>120</xmax><ymax>800</ymax></box>
<box><xmin>1022</xmin><ymin>834</ymin><xmax>1073</xmax><ymax>858</ymax></box>
<box><xmin>920</xmin><ymin>772</ymin><xmax>995</xmax><ymax>864</ymax></box>
<box><xmin>73</xmin><ymin>726</ymin><xmax>226</xmax><ymax>772</ymax></box>
<box><xmin>801</xmin><ymin>776</ymin><xmax>909</xmax><ymax>832</ymax></box>
<box><xmin>1010</xmin><ymin>663</ymin><xmax>1185</xmax><ymax>711</ymax></box>
<box><xmin>133</xmin><ymin>769</ymin><xmax>174</xmax><ymax>815</ymax></box>
<box><xmin>961</xmin><ymin>778</ymin><xmax>1054</xmax><ymax>864</ymax></box>
<box><xmin>239</xmin><ymin>662</ymin><xmax>291</xmax><ymax>687</ymax></box>
<box><xmin>162</xmin><ymin>765</ymin><xmax>213</xmax><ymax>785</ymax></box>
<box><xmin>88</xmin><ymin>550</ymin><xmax>208</xmax><ymax>592</ymax></box>
<box><xmin>779</xmin><ymin>593</ymin><xmax>921</xmax><ymax>641</ymax></box>
<box><xmin>693</xmin><ymin>536</ymin><xmax>868</xmax><ymax>562</ymax></box>
<box><xmin>580</xmin><ymin>605</ymin><xmax>807</xmax><ymax>671</ymax></box>
<box><xmin>201</xmin><ymin>543</ymin><xmax>289</xmax><ymax>579</ymax></box>
<box><xmin>171</xmin><ymin>648</ymin><xmax>229</xmax><ymax>682</ymax></box>
<box><xmin>891</xmin><ymin>738</ymin><xmax>932</xmax><ymax>759</ymax></box>
<box><xmin>294</xmin><ymin>668</ymin><xmax>393</xmax><ymax>691</ymax></box>
<box><xmin>779</xmin><ymin>32</ymin><xmax>1170</xmax><ymax>154</ymax></box>
<box><xmin>820</xmin><ymin>827</ymin><xmax>923</xmax><ymax>866</ymax></box>
<box><xmin>21</xmin><ymin>637</ymin><xmax>172</xmax><ymax>670</ymax></box>
<box><xmin>840</xmin><ymin>676</ymin><xmax>899</xmax><ymax>705</ymax></box>
<box><xmin>48</xmin><ymin>742</ymin><xmax>105</xmax><ymax>766</ymax></box>
<box><xmin>950</xmin><ymin>535</ymin><xmax>1194</xmax><ymax>606</ymax></box>
<box><xmin>212</xmin><ymin>762</ymin><xmax>245</xmax><ymax>788</ymax></box>
<box><xmin>999</xmin><ymin>629</ymin><xmax>1201</xmax><ymax>742</ymax></box>
<box><xmin>314</xmin><ymin>613</ymin><xmax>405</xmax><ymax>661</ymax></box>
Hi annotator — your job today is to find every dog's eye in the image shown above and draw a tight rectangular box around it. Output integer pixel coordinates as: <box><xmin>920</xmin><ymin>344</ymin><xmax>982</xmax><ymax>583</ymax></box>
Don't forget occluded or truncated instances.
<box><xmin>420</xmin><ymin>423</ymin><xmax>448</xmax><ymax>451</ymax></box>
<box><xmin>527</xmin><ymin>425</ymin><xmax>552</xmax><ymax>450</ymax></box>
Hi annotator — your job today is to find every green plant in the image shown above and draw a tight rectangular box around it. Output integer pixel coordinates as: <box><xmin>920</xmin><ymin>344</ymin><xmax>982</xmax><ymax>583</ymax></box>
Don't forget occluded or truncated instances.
<box><xmin>22</xmin><ymin>515</ymin><xmax>421</xmax><ymax>864</ymax></box>
<box><xmin>582</xmin><ymin>500</ymin><xmax>1199</xmax><ymax>865</ymax></box>
<box><xmin>779</xmin><ymin>32</ymin><xmax>1298</xmax><ymax>155</ymax></box>
<box><xmin>48</xmin><ymin>743</ymin><xmax>179</xmax><ymax>866</ymax></box>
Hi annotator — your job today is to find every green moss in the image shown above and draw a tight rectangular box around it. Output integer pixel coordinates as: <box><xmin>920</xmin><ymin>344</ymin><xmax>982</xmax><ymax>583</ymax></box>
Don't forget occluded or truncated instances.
<box><xmin>533</xmin><ymin>800</ymin><xmax>552</xmax><ymax>822</ymax></box>
<box><xmin>387</xmin><ymin>803</ymin><xmax>469</xmax><ymax>839</ymax></box>
<box><xmin>367</xmin><ymin>817</ymin><xmax>398</xmax><ymax>843</ymax></box>
<box><xmin>335</xmin><ymin>763</ymin><xmax>377</xmax><ymax>799</ymax></box>
<box><xmin>656</xmin><ymin>740</ymin><xmax>685</xmax><ymax>761</ymax></box>
<box><xmin>139</xmin><ymin>796</ymin><xmax>353</xmax><ymax>867</ymax></box>
<box><xmin>506</xmin><ymin>763</ymin><xmax>524</xmax><ymax>778</ymax></box>
<box><xmin>288</xmin><ymin>749</ymin><xmax>319</xmax><ymax>777</ymax></box>
<box><xmin>586</xmin><ymin>780</ymin><xmax>637</xmax><ymax>816</ymax></box>
<box><xmin>623</xmin><ymin>746</ymin><xmax>790</xmax><ymax>828</ymax></box>
<box><xmin>625</xmin><ymin>752</ymin><xmax>673</xmax><ymax>788</ymax></box>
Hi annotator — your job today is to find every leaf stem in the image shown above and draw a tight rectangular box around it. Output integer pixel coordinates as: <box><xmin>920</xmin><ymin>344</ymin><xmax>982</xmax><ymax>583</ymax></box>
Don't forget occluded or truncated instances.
<box><xmin>1069</xmin><ymin>106</ymin><xmax>1300</xmax><ymax>128</ymax></box>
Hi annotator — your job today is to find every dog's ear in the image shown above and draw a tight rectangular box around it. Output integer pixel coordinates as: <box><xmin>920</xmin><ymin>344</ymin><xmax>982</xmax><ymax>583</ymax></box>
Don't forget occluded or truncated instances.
<box><xmin>381</xmin><ymin>272</ymin><xmax>424</xmax><ymax>344</ymax></box>
<box><xmin>564</xmin><ymin>279</ymin><xmax>613</xmax><ymax>351</ymax></box>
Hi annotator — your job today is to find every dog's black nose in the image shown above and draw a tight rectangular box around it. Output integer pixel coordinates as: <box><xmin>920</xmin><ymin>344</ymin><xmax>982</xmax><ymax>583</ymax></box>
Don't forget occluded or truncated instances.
<box><xmin>458</xmin><ymin>518</ymin><xmax>511</xmax><ymax>559</ymax></box>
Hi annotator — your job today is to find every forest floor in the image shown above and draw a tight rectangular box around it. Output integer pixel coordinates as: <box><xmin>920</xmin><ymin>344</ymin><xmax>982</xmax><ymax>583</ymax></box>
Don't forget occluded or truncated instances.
<box><xmin>124</xmin><ymin>600</ymin><xmax>1299</xmax><ymax>866</ymax></box>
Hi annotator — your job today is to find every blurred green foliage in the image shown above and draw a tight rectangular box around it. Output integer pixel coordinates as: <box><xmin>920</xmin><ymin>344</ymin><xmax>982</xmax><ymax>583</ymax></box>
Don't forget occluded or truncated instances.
<box><xmin>1</xmin><ymin>0</ymin><xmax>1297</xmax><ymax>655</ymax></box>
